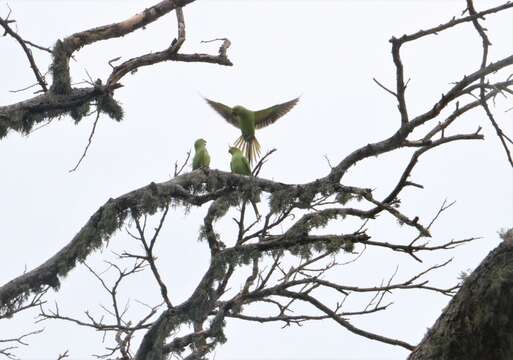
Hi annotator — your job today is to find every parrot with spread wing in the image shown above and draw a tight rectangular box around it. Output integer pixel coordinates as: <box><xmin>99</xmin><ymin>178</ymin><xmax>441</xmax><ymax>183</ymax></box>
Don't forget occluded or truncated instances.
<box><xmin>192</xmin><ymin>138</ymin><xmax>210</xmax><ymax>170</ymax></box>
<box><xmin>205</xmin><ymin>97</ymin><xmax>299</xmax><ymax>165</ymax></box>
<box><xmin>229</xmin><ymin>146</ymin><xmax>260</xmax><ymax>218</ymax></box>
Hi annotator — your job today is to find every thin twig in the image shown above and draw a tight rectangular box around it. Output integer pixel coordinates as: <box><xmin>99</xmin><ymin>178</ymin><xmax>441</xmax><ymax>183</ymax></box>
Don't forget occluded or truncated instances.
<box><xmin>68</xmin><ymin>109</ymin><xmax>101</xmax><ymax>172</ymax></box>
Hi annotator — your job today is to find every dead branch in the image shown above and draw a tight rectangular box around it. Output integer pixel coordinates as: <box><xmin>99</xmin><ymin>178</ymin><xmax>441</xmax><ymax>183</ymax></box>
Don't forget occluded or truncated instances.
<box><xmin>0</xmin><ymin>0</ymin><xmax>232</xmax><ymax>140</ymax></box>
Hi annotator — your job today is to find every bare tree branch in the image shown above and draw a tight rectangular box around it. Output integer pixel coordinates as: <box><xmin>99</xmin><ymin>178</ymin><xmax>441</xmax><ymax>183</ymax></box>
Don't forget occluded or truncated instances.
<box><xmin>1</xmin><ymin>2</ymin><xmax>512</xmax><ymax>359</ymax></box>
<box><xmin>0</xmin><ymin>12</ymin><xmax>47</xmax><ymax>92</ymax></box>
<box><xmin>0</xmin><ymin>0</ymin><xmax>232</xmax><ymax>140</ymax></box>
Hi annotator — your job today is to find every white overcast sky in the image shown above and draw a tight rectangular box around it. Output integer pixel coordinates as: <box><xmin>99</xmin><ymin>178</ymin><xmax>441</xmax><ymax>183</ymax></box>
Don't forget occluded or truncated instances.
<box><xmin>0</xmin><ymin>1</ymin><xmax>512</xmax><ymax>359</ymax></box>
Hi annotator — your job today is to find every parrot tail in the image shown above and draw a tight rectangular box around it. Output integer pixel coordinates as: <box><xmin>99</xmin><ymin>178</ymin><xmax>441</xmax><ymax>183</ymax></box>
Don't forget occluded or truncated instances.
<box><xmin>234</xmin><ymin>135</ymin><xmax>261</xmax><ymax>166</ymax></box>
<box><xmin>246</xmin><ymin>137</ymin><xmax>261</xmax><ymax>166</ymax></box>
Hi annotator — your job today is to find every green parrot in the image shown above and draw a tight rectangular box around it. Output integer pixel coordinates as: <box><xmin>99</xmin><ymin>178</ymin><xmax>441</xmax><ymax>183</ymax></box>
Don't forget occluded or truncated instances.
<box><xmin>192</xmin><ymin>138</ymin><xmax>210</xmax><ymax>170</ymax></box>
<box><xmin>205</xmin><ymin>97</ymin><xmax>299</xmax><ymax>165</ymax></box>
<box><xmin>229</xmin><ymin>146</ymin><xmax>260</xmax><ymax>218</ymax></box>
<box><xmin>229</xmin><ymin>146</ymin><xmax>251</xmax><ymax>176</ymax></box>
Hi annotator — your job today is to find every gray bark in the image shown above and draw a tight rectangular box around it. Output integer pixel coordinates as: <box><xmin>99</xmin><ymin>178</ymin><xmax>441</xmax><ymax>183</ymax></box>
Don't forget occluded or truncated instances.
<box><xmin>409</xmin><ymin>229</ymin><xmax>513</xmax><ymax>360</ymax></box>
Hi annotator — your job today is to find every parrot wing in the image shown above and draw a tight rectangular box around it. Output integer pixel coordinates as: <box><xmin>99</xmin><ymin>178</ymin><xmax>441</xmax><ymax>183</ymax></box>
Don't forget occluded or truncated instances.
<box><xmin>241</xmin><ymin>155</ymin><xmax>252</xmax><ymax>175</ymax></box>
<box><xmin>202</xmin><ymin>149</ymin><xmax>211</xmax><ymax>168</ymax></box>
<box><xmin>192</xmin><ymin>154</ymin><xmax>201</xmax><ymax>170</ymax></box>
<box><xmin>204</xmin><ymin>98</ymin><xmax>239</xmax><ymax>128</ymax></box>
<box><xmin>254</xmin><ymin>97</ymin><xmax>299</xmax><ymax>129</ymax></box>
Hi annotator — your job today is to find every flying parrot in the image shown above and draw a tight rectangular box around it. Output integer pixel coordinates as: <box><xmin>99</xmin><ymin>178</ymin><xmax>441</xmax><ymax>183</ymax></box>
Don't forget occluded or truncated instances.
<box><xmin>205</xmin><ymin>97</ymin><xmax>299</xmax><ymax>165</ymax></box>
<box><xmin>229</xmin><ymin>146</ymin><xmax>260</xmax><ymax>218</ymax></box>
<box><xmin>192</xmin><ymin>138</ymin><xmax>210</xmax><ymax>170</ymax></box>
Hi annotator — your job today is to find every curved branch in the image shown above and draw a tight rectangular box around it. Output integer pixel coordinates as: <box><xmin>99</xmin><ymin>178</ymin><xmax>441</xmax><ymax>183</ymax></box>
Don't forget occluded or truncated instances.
<box><xmin>59</xmin><ymin>0</ymin><xmax>195</xmax><ymax>56</ymax></box>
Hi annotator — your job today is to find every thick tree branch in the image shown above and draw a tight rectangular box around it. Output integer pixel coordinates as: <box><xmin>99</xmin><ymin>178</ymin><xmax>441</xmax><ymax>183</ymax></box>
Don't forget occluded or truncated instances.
<box><xmin>408</xmin><ymin>229</ymin><xmax>513</xmax><ymax>360</ymax></box>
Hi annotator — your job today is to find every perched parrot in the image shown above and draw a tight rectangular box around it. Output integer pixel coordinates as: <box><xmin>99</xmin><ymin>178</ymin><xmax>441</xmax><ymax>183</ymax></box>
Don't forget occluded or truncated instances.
<box><xmin>205</xmin><ymin>97</ymin><xmax>299</xmax><ymax>165</ymax></box>
<box><xmin>192</xmin><ymin>138</ymin><xmax>210</xmax><ymax>170</ymax></box>
<box><xmin>229</xmin><ymin>146</ymin><xmax>251</xmax><ymax>176</ymax></box>
<box><xmin>229</xmin><ymin>146</ymin><xmax>260</xmax><ymax>218</ymax></box>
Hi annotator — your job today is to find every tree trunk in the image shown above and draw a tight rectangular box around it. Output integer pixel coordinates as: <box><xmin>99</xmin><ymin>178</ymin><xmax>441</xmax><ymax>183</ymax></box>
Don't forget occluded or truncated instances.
<box><xmin>409</xmin><ymin>229</ymin><xmax>513</xmax><ymax>360</ymax></box>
